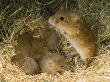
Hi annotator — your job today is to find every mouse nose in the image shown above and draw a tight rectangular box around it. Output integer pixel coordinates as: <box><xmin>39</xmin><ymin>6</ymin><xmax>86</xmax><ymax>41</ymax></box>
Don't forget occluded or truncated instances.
<box><xmin>49</xmin><ymin>16</ymin><xmax>58</xmax><ymax>25</ymax></box>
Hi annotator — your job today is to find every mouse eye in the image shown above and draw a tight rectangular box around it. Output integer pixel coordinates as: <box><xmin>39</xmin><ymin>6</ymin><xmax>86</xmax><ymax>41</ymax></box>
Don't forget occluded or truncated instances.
<box><xmin>59</xmin><ymin>17</ymin><xmax>64</xmax><ymax>21</ymax></box>
<box><xmin>61</xmin><ymin>65</ymin><xmax>64</xmax><ymax>68</ymax></box>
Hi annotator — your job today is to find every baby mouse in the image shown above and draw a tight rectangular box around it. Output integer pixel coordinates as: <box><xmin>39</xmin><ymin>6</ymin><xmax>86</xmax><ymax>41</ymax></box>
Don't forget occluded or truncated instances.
<box><xmin>39</xmin><ymin>52</ymin><xmax>69</xmax><ymax>74</ymax></box>
<box><xmin>11</xmin><ymin>54</ymin><xmax>41</xmax><ymax>75</ymax></box>
<box><xmin>49</xmin><ymin>9</ymin><xmax>97</xmax><ymax>64</ymax></box>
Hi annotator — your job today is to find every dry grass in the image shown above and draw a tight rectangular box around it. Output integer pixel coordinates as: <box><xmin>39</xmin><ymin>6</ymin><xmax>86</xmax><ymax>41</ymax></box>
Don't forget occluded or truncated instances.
<box><xmin>0</xmin><ymin>0</ymin><xmax>110</xmax><ymax>82</ymax></box>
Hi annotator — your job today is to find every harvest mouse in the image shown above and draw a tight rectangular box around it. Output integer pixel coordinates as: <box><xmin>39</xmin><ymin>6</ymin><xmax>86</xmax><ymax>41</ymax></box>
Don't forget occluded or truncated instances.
<box><xmin>49</xmin><ymin>9</ymin><xmax>97</xmax><ymax>64</ymax></box>
<box><xmin>11</xmin><ymin>54</ymin><xmax>41</xmax><ymax>75</ymax></box>
<box><xmin>39</xmin><ymin>52</ymin><xmax>69</xmax><ymax>74</ymax></box>
<box><xmin>12</xmin><ymin>32</ymin><xmax>43</xmax><ymax>75</ymax></box>
<box><xmin>32</xmin><ymin>27</ymin><xmax>60</xmax><ymax>52</ymax></box>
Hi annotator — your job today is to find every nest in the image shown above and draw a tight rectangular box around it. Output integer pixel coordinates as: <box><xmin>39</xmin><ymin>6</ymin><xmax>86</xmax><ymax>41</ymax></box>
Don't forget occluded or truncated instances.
<box><xmin>0</xmin><ymin>0</ymin><xmax>110</xmax><ymax>82</ymax></box>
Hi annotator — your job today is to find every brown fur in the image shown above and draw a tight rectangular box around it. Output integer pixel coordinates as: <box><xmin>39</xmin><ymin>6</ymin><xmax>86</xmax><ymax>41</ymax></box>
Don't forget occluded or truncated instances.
<box><xmin>39</xmin><ymin>52</ymin><xmax>69</xmax><ymax>74</ymax></box>
<box><xmin>11</xmin><ymin>28</ymin><xmax>60</xmax><ymax>74</ymax></box>
<box><xmin>49</xmin><ymin>9</ymin><xmax>97</xmax><ymax>64</ymax></box>
<box><xmin>11</xmin><ymin>54</ymin><xmax>41</xmax><ymax>75</ymax></box>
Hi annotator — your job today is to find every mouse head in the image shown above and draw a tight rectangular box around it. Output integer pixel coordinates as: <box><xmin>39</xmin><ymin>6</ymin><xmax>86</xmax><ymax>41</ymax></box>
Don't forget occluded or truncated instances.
<box><xmin>49</xmin><ymin>9</ymin><xmax>81</xmax><ymax>36</ymax></box>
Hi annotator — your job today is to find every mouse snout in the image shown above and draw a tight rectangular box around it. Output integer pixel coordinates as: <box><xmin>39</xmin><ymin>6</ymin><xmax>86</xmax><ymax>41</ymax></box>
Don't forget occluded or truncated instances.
<box><xmin>49</xmin><ymin>16</ymin><xmax>58</xmax><ymax>25</ymax></box>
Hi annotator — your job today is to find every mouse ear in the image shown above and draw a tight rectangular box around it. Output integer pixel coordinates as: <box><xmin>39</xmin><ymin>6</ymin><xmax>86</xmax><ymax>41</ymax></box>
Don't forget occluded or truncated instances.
<box><xmin>69</xmin><ymin>12</ymin><xmax>81</xmax><ymax>23</ymax></box>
